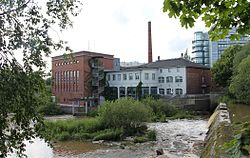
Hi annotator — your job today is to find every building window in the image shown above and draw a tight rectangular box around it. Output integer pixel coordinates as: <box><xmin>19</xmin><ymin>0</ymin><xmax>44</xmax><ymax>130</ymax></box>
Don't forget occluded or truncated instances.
<box><xmin>112</xmin><ymin>74</ymin><xmax>116</xmax><ymax>81</ymax></box>
<box><xmin>152</xmin><ymin>73</ymin><xmax>155</xmax><ymax>80</ymax></box>
<box><xmin>168</xmin><ymin>68</ymin><xmax>171</xmax><ymax>72</ymax></box>
<box><xmin>175</xmin><ymin>88</ymin><xmax>183</xmax><ymax>95</ymax></box>
<box><xmin>127</xmin><ymin>87</ymin><xmax>136</xmax><ymax>98</ymax></box>
<box><xmin>119</xmin><ymin>87</ymin><xmax>125</xmax><ymax>97</ymax></box>
<box><xmin>166</xmin><ymin>76</ymin><xmax>173</xmax><ymax>83</ymax></box>
<box><xmin>150</xmin><ymin>87</ymin><xmax>157</xmax><ymax>94</ymax></box>
<box><xmin>123</xmin><ymin>74</ymin><xmax>127</xmax><ymax>80</ymax></box>
<box><xmin>158</xmin><ymin>77</ymin><xmax>164</xmax><ymax>83</ymax></box>
<box><xmin>107</xmin><ymin>74</ymin><xmax>111</xmax><ymax>81</ymax></box>
<box><xmin>145</xmin><ymin>73</ymin><xmax>149</xmax><ymax>80</ymax></box>
<box><xmin>166</xmin><ymin>88</ymin><xmax>173</xmax><ymax>95</ymax></box>
<box><xmin>129</xmin><ymin>73</ymin><xmax>133</xmax><ymax>80</ymax></box>
<box><xmin>118</xmin><ymin>74</ymin><xmax>121</xmax><ymax>81</ymax></box>
<box><xmin>142</xmin><ymin>87</ymin><xmax>149</xmax><ymax>96</ymax></box>
<box><xmin>160</xmin><ymin>69</ymin><xmax>163</xmax><ymax>73</ymax></box>
<box><xmin>175</xmin><ymin>76</ymin><xmax>183</xmax><ymax>82</ymax></box>
<box><xmin>159</xmin><ymin>88</ymin><xmax>165</xmax><ymax>95</ymax></box>
<box><xmin>177</xmin><ymin>67</ymin><xmax>180</xmax><ymax>72</ymax></box>
<box><xmin>135</xmin><ymin>73</ymin><xmax>140</xmax><ymax>80</ymax></box>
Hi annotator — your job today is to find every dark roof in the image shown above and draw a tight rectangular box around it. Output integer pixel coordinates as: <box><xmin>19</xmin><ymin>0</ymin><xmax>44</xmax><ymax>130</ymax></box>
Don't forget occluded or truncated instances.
<box><xmin>120</xmin><ymin>58</ymin><xmax>210</xmax><ymax>71</ymax></box>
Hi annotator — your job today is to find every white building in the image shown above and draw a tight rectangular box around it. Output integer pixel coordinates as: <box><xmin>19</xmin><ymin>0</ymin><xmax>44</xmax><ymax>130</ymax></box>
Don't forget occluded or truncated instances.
<box><xmin>106</xmin><ymin>58</ymin><xmax>211</xmax><ymax>99</ymax></box>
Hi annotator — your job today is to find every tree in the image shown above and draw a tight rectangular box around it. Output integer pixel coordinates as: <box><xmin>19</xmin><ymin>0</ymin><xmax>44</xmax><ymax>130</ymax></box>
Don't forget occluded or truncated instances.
<box><xmin>233</xmin><ymin>42</ymin><xmax>250</xmax><ymax>72</ymax></box>
<box><xmin>212</xmin><ymin>45</ymin><xmax>242</xmax><ymax>87</ymax></box>
<box><xmin>229</xmin><ymin>55</ymin><xmax>250</xmax><ymax>103</ymax></box>
<box><xmin>0</xmin><ymin>0</ymin><xmax>81</xmax><ymax>157</ymax></box>
<box><xmin>163</xmin><ymin>0</ymin><xmax>250</xmax><ymax>40</ymax></box>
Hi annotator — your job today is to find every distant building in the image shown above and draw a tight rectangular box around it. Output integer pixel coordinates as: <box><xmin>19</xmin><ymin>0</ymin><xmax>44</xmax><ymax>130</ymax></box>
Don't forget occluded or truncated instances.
<box><xmin>192</xmin><ymin>29</ymin><xmax>250</xmax><ymax>67</ymax></box>
<box><xmin>210</xmin><ymin>28</ymin><xmax>250</xmax><ymax>66</ymax></box>
<box><xmin>120</xmin><ymin>61</ymin><xmax>145</xmax><ymax>67</ymax></box>
<box><xmin>51</xmin><ymin>51</ymin><xmax>119</xmax><ymax>105</ymax></box>
<box><xmin>192</xmin><ymin>32</ymin><xmax>210</xmax><ymax>66</ymax></box>
<box><xmin>106</xmin><ymin>58</ymin><xmax>211</xmax><ymax>99</ymax></box>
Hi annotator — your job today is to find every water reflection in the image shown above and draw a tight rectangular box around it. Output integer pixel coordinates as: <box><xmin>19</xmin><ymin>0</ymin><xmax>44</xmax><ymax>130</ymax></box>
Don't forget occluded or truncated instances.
<box><xmin>7</xmin><ymin>138</ymin><xmax>53</xmax><ymax>158</ymax></box>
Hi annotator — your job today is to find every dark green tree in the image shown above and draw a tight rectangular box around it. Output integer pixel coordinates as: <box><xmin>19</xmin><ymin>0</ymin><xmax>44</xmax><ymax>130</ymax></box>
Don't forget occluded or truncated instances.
<box><xmin>229</xmin><ymin>55</ymin><xmax>250</xmax><ymax>103</ymax></box>
<box><xmin>233</xmin><ymin>42</ymin><xmax>250</xmax><ymax>72</ymax></box>
<box><xmin>0</xmin><ymin>0</ymin><xmax>81</xmax><ymax>157</ymax></box>
<box><xmin>163</xmin><ymin>0</ymin><xmax>250</xmax><ymax>40</ymax></box>
<box><xmin>212</xmin><ymin>45</ymin><xmax>242</xmax><ymax>87</ymax></box>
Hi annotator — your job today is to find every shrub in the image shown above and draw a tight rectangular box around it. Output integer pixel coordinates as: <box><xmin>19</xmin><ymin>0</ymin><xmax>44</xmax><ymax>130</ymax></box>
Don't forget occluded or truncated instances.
<box><xmin>147</xmin><ymin>130</ymin><xmax>157</xmax><ymax>141</ymax></box>
<box><xmin>55</xmin><ymin>131</ymin><xmax>71</xmax><ymax>141</ymax></box>
<box><xmin>133</xmin><ymin>136</ymin><xmax>148</xmax><ymax>143</ymax></box>
<box><xmin>93</xmin><ymin>128</ymin><xmax>124</xmax><ymax>141</ymax></box>
<box><xmin>98</xmin><ymin>98</ymin><xmax>152</xmax><ymax>134</ymax></box>
<box><xmin>39</xmin><ymin>101</ymin><xmax>63</xmax><ymax>116</ymax></box>
<box><xmin>141</xmin><ymin>96</ymin><xmax>177</xmax><ymax>121</ymax></box>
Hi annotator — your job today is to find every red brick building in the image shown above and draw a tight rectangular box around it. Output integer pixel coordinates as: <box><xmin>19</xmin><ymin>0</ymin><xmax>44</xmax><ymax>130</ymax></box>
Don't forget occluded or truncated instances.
<box><xmin>52</xmin><ymin>51</ymin><xmax>117</xmax><ymax>105</ymax></box>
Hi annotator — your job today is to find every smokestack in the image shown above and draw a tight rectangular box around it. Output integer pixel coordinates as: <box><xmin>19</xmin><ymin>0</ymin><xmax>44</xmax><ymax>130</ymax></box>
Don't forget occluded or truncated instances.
<box><xmin>158</xmin><ymin>56</ymin><xmax>160</xmax><ymax>61</ymax></box>
<box><xmin>148</xmin><ymin>21</ymin><xmax>152</xmax><ymax>63</ymax></box>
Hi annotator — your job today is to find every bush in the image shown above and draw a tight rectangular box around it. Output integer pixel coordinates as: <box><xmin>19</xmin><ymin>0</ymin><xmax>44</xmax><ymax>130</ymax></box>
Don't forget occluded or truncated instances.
<box><xmin>39</xmin><ymin>101</ymin><xmax>63</xmax><ymax>116</ymax></box>
<box><xmin>98</xmin><ymin>98</ymin><xmax>152</xmax><ymax>134</ymax></box>
<box><xmin>43</xmin><ymin>117</ymin><xmax>104</xmax><ymax>141</ymax></box>
<box><xmin>147</xmin><ymin>130</ymin><xmax>157</xmax><ymax>141</ymax></box>
<box><xmin>93</xmin><ymin>128</ymin><xmax>124</xmax><ymax>141</ymax></box>
<box><xmin>141</xmin><ymin>96</ymin><xmax>177</xmax><ymax>121</ymax></box>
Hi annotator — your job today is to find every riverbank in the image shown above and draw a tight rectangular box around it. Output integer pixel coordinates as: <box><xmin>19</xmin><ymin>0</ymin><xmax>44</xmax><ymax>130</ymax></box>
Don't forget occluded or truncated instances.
<box><xmin>52</xmin><ymin>119</ymin><xmax>208</xmax><ymax>158</ymax></box>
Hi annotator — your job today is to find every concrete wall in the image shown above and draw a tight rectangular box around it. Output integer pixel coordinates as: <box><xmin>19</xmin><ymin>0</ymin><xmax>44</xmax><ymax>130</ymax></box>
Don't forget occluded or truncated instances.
<box><xmin>201</xmin><ymin>103</ymin><xmax>232</xmax><ymax>158</ymax></box>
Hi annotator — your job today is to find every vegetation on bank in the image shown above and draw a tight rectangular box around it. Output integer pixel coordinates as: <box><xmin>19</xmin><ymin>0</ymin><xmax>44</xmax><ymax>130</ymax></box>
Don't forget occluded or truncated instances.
<box><xmin>43</xmin><ymin>97</ymin><xmax>193</xmax><ymax>143</ymax></box>
<box><xmin>212</xmin><ymin>42</ymin><xmax>250</xmax><ymax>104</ymax></box>
<box><xmin>212</xmin><ymin>43</ymin><xmax>250</xmax><ymax>157</ymax></box>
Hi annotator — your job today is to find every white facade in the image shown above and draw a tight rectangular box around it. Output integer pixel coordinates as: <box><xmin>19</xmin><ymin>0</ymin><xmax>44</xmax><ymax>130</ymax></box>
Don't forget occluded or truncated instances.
<box><xmin>107</xmin><ymin>67</ymin><xmax>187</xmax><ymax>98</ymax></box>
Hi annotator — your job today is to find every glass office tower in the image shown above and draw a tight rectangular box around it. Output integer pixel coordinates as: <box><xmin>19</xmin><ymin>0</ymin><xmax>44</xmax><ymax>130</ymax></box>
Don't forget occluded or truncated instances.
<box><xmin>192</xmin><ymin>32</ymin><xmax>210</xmax><ymax>66</ymax></box>
<box><xmin>192</xmin><ymin>29</ymin><xmax>250</xmax><ymax>67</ymax></box>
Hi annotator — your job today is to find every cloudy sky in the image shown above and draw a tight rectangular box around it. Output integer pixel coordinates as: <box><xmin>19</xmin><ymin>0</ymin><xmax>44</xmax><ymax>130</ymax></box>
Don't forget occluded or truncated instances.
<box><xmin>50</xmin><ymin>0</ymin><xmax>208</xmax><ymax>65</ymax></box>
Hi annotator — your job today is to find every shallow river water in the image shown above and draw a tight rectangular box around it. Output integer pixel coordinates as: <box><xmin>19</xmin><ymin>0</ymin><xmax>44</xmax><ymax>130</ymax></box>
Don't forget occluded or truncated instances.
<box><xmin>7</xmin><ymin>119</ymin><xmax>208</xmax><ymax>158</ymax></box>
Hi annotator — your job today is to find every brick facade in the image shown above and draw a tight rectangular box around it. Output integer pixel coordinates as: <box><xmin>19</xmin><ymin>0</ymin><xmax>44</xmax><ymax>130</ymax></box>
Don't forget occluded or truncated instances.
<box><xmin>186</xmin><ymin>67</ymin><xmax>211</xmax><ymax>94</ymax></box>
<box><xmin>52</xmin><ymin>51</ymin><xmax>114</xmax><ymax>104</ymax></box>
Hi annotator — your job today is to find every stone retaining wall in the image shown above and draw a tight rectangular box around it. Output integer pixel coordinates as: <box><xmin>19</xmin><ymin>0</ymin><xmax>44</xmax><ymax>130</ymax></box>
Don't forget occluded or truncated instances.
<box><xmin>201</xmin><ymin>103</ymin><xmax>233</xmax><ymax>158</ymax></box>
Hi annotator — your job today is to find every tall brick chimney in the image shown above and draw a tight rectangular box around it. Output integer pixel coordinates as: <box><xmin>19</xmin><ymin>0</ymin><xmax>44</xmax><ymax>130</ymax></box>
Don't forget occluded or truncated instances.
<box><xmin>148</xmin><ymin>21</ymin><xmax>152</xmax><ymax>63</ymax></box>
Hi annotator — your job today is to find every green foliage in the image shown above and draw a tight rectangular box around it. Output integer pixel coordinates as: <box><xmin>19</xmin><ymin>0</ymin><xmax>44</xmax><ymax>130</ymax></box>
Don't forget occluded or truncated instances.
<box><xmin>141</xmin><ymin>96</ymin><xmax>177</xmax><ymax>121</ymax></box>
<box><xmin>146</xmin><ymin>130</ymin><xmax>157</xmax><ymax>141</ymax></box>
<box><xmin>229</xmin><ymin>55</ymin><xmax>250</xmax><ymax>103</ymax></box>
<box><xmin>43</xmin><ymin>118</ymin><xmax>104</xmax><ymax>141</ymax></box>
<box><xmin>224</xmin><ymin>122</ymin><xmax>250</xmax><ymax>157</ymax></box>
<box><xmin>0</xmin><ymin>0</ymin><xmax>82</xmax><ymax>156</ymax></box>
<box><xmin>133</xmin><ymin>130</ymin><xmax>157</xmax><ymax>143</ymax></box>
<box><xmin>93</xmin><ymin>128</ymin><xmax>124</xmax><ymax>141</ymax></box>
<box><xmin>98</xmin><ymin>98</ymin><xmax>152</xmax><ymax>134</ymax></box>
<box><xmin>163</xmin><ymin>0</ymin><xmax>250</xmax><ymax>40</ymax></box>
<box><xmin>212</xmin><ymin>45</ymin><xmax>242</xmax><ymax>87</ymax></box>
<box><xmin>133</xmin><ymin>136</ymin><xmax>148</xmax><ymax>143</ymax></box>
<box><xmin>168</xmin><ymin>111</ymin><xmax>194</xmax><ymax>120</ymax></box>
<box><xmin>136</xmin><ymin>81</ymin><xmax>143</xmax><ymax>100</ymax></box>
<box><xmin>233</xmin><ymin>42</ymin><xmax>250</xmax><ymax>72</ymax></box>
<box><xmin>38</xmin><ymin>99</ymin><xmax>63</xmax><ymax>116</ymax></box>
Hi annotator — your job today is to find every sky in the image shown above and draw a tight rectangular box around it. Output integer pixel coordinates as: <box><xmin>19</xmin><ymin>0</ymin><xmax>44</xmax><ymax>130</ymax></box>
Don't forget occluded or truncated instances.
<box><xmin>48</xmin><ymin>0</ymin><xmax>208</xmax><ymax>66</ymax></box>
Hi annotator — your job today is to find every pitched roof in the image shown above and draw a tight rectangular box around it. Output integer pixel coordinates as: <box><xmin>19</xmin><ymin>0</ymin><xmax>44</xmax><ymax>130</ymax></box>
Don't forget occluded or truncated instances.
<box><xmin>120</xmin><ymin>58</ymin><xmax>209</xmax><ymax>71</ymax></box>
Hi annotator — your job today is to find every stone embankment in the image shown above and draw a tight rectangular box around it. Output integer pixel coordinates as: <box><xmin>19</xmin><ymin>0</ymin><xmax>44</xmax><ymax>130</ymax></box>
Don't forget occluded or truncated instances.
<box><xmin>201</xmin><ymin>103</ymin><xmax>233</xmax><ymax>158</ymax></box>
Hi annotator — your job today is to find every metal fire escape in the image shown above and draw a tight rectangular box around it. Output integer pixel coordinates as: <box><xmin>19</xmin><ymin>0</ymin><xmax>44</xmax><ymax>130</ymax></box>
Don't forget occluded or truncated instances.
<box><xmin>89</xmin><ymin>57</ymin><xmax>105</xmax><ymax>104</ymax></box>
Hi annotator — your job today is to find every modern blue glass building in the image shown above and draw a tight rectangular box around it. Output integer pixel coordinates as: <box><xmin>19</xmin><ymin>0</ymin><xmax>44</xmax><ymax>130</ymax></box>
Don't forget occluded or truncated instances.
<box><xmin>192</xmin><ymin>28</ymin><xmax>250</xmax><ymax>67</ymax></box>
<box><xmin>192</xmin><ymin>32</ymin><xmax>210</xmax><ymax>66</ymax></box>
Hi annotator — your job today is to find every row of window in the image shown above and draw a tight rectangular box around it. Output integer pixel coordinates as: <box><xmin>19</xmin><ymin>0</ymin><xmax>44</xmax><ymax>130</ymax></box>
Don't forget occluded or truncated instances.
<box><xmin>54</xmin><ymin>71</ymin><xmax>80</xmax><ymax>92</ymax></box>
<box><xmin>159</xmin><ymin>88</ymin><xmax>183</xmax><ymax>95</ymax></box>
<box><xmin>108</xmin><ymin>73</ymin><xmax>183</xmax><ymax>83</ymax></box>
<box><xmin>110</xmin><ymin>87</ymin><xmax>183</xmax><ymax>99</ymax></box>
<box><xmin>54</xmin><ymin>60</ymin><xmax>80</xmax><ymax>66</ymax></box>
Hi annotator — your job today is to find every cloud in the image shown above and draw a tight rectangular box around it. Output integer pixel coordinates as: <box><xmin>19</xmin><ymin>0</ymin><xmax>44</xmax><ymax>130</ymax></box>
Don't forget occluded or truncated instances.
<box><xmin>48</xmin><ymin>0</ymin><xmax>207</xmax><ymax>64</ymax></box>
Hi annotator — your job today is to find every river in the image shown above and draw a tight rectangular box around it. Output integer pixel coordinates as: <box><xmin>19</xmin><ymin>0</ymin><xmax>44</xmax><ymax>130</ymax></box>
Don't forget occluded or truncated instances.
<box><xmin>7</xmin><ymin>119</ymin><xmax>208</xmax><ymax>158</ymax></box>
